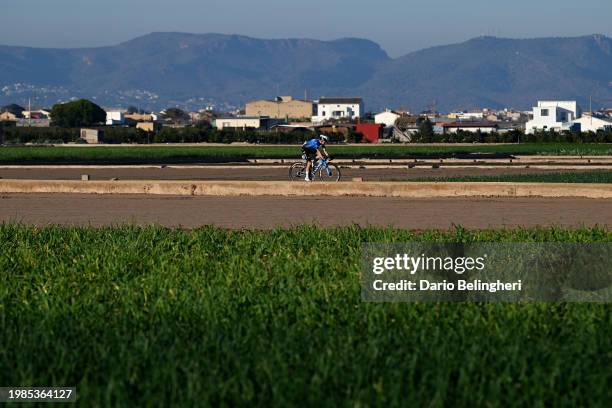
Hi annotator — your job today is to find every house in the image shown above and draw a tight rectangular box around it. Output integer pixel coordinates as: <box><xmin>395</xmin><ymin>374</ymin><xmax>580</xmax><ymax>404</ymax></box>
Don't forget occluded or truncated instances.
<box><xmin>573</xmin><ymin>115</ymin><xmax>612</xmax><ymax>132</ymax></box>
<box><xmin>136</xmin><ymin>122</ymin><xmax>162</xmax><ymax>132</ymax></box>
<box><xmin>246</xmin><ymin>96</ymin><xmax>314</xmax><ymax>119</ymax></box>
<box><xmin>448</xmin><ymin>111</ymin><xmax>484</xmax><ymax>120</ymax></box>
<box><xmin>80</xmin><ymin>128</ymin><xmax>104</xmax><ymax>144</ymax></box>
<box><xmin>374</xmin><ymin>109</ymin><xmax>401</xmax><ymax>127</ymax></box>
<box><xmin>22</xmin><ymin>110</ymin><xmax>51</xmax><ymax>120</ymax></box>
<box><xmin>0</xmin><ymin>111</ymin><xmax>19</xmax><ymax>121</ymax></box>
<box><xmin>312</xmin><ymin>97</ymin><xmax>363</xmax><ymax>123</ymax></box>
<box><xmin>105</xmin><ymin>110</ymin><xmax>125</xmax><ymax>125</ymax></box>
<box><xmin>525</xmin><ymin>101</ymin><xmax>581</xmax><ymax>134</ymax></box>
<box><xmin>485</xmin><ymin>113</ymin><xmax>501</xmax><ymax>122</ymax></box>
<box><xmin>499</xmin><ymin>109</ymin><xmax>526</xmax><ymax>122</ymax></box>
<box><xmin>213</xmin><ymin>116</ymin><xmax>281</xmax><ymax>130</ymax></box>
<box><xmin>124</xmin><ymin>113</ymin><xmax>159</xmax><ymax>122</ymax></box>
<box><xmin>441</xmin><ymin>122</ymin><xmax>498</xmax><ymax>134</ymax></box>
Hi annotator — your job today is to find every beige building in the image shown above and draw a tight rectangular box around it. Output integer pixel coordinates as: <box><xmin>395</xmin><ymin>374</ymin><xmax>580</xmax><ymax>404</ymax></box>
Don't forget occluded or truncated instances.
<box><xmin>136</xmin><ymin>122</ymin><xmax>162</xmax><ymax>132</ymax></box>
<box><xmin>125</xmin><ymin>113</ymin><xmax>159</xmax><ymax>122</ymax></box>
<box><xmin>246</xmin><ymin>96</ymin><xmax>314</xmax><ymax>119</ymax></box>
<box><xmin>213</xmin><ymin>116</ymin><xmax>282</xmax><ymax>130</ymax></box>
<box><xmin>0</xmin><ymin>111</ymin><xmax>19</xmax><ymax>121</ymax></box>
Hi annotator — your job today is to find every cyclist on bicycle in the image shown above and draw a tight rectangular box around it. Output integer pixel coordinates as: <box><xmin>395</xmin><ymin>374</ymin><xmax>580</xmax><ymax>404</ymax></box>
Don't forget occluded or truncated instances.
<box><xmin>302</xmin><ymin>134</ymin><xmax>330</xmax><ymax>181</ymax></box>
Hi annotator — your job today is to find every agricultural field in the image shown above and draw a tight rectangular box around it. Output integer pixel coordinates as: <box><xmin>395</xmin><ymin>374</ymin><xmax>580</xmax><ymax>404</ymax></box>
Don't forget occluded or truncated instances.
<box><xmin>1</xmin><ymin>225</ymin><xmax>610</xmax><ymax>406</ymax></box>
<box><xmin>414</xmin><ymin>170</ymin><xmax>612</xmax><ymax>184</ymax></box>
<box><xmin>1</xmin><ymin>143</ymin><xmax>612</xmax><ymax>164</ymax></box>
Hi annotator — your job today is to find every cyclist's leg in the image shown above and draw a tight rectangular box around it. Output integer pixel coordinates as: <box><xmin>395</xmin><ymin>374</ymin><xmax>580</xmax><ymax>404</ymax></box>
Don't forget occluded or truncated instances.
<box><xmin>303</xmin><ymin>149</ymin><xmax>313</xmax><ymax>180</ymax></box>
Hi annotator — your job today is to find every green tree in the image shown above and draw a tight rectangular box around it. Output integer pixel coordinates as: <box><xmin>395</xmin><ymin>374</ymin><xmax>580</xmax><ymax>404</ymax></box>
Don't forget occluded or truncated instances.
<box><xmin>418</xmin><ymin>118</ymin><xmax>435</xmax><ymax>143</ymax></box>
<box><xmin>50</xmin><ymin>99</ymin><xmax>106</xmax><ymax>127</ymax></box>
<box><xmin>162</xmin><ymin>108</ymin><xmax>189</xmax><ymax>124</ymax></box>
<box><xmin>126</xmin><ymin>106</ymin><xmax>146</xmax><ymax>114</ymax></box>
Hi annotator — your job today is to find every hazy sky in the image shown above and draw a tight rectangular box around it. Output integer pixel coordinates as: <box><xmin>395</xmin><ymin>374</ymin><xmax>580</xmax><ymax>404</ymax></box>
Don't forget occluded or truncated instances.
<box><xmin>1</xmin><ymin>0</ymin><xmax>611</xmax><ymax>57</ymax></box>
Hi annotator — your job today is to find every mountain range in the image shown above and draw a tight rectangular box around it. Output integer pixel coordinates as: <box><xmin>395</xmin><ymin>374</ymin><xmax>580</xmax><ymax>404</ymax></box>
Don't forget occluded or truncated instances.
<box><xmin>1</xmin><ymin>32</ymin><xmax>611</xmax><ymax>112</ymax></box>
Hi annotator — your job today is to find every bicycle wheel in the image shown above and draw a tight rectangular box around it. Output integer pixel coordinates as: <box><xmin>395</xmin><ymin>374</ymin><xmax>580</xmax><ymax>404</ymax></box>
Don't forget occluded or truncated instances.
<box><xmin>317</xmin><ymin>163</ymin><xmax>341</xmax><ymax>182</ymax></box>
<box><xmin>289</xmin><ymin>162</ymin><xmax>307</xmax><ymax>181</ymax></box>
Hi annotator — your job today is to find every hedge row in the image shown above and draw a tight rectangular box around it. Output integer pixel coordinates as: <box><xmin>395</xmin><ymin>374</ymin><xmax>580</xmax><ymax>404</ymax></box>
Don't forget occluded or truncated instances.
<box><xmin>406</xmin><ymin>129</ymin><xmax>612</xmax><ymax>144</ymax></box>
<box><xmin>2</xmin><ymin>126</ymin><xmax>612</xmax><ymax>144</ymax></box>
<box><xmin>0</xmin><ymin>126</ymin><xmax>359</xmax><ymax>145</ymax></box>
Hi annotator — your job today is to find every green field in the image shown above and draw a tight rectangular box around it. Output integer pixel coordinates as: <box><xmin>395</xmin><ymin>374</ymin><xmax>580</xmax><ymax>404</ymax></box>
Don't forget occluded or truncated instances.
<box><xmin>1</xmin><ymin>143</ymin><xmax>612</xmax><ymax>164</ymax></box>
<box><xmin>1</xmin><ymin>225</ymin><xmax>610</xmax><ymax>406</ymax></box>
<box><xmin>415</xmin><ymin>170</ymin><xmax>612</xmax><ymax>184</ymax></box>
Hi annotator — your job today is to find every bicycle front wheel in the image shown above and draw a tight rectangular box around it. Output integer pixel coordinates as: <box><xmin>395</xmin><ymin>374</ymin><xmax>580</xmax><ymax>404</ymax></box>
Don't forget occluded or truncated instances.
<box><xmin>289</xmin><ymin>162</ymin><xmax>307</xmax><ymax>181</ymax></box>
<box><xmin>318</xmin><ymin>163</ymin><xmax>341</xmax><ymax>182</ymax></box>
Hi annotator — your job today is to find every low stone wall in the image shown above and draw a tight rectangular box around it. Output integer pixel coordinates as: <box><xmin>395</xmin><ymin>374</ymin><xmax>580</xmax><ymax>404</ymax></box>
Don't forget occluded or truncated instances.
<box><xmin>0</xmin><ymin>179</ymin><xmax>611</xmax><ymax>198</ymax></box>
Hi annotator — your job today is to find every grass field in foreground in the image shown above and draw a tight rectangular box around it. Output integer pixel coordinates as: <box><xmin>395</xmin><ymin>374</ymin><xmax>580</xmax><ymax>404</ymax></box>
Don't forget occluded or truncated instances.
<box><xmin>1</xmin><ymin>225</ymin><xmax>611</xmax><ymax>406</ymax></box>
<box><xmin>414</xmin><ymin>170</ymin><xmax>612</xmax><ymax>184</ymax></box>
<box><xmin>1</xmin><ymin>143</ymin><xmax>612</xmax><ymax>164</ymax></box>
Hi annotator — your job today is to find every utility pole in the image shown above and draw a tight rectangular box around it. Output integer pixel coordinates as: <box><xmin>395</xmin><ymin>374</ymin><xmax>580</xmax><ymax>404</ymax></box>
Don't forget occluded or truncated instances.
<box><xmin>28</xmin><ymin>98</ymin><xmax>32</xmax><ymax>127</ymax></box>
<box><xmin>590</xmin><ymin>95</ymin><xmax>593</xmax><ymax>126</ymax></box>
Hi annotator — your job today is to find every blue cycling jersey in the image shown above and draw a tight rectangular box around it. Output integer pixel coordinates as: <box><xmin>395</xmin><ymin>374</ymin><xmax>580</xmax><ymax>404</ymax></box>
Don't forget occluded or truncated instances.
<box><xmin>303</xmin><ymin>139</ymin><xmax>321</xmax><ymax>149</ymax></box>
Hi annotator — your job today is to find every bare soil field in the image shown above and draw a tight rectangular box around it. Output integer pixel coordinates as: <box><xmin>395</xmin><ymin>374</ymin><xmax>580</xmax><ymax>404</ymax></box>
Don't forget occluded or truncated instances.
<box><xmin>1</xmin><ymin>194</ymin><xmax>610</xmax><ymax>229</ymax></box>
<box><xmin>0</xmin><ymin>166</ymin><xmax>603</xmax><ymax>182</ymax></box>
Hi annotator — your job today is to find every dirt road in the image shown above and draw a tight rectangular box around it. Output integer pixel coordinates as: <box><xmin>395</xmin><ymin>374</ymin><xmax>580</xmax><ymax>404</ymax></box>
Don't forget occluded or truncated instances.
<box><xmin>0</xmin><ymin>166</ymin><xmax>604</xmax><ymax>182</ymax></box>
<box><xmin>1</xmin><ymin>194</ymin><xmax>610</xmax><ymax>229</ymax></box>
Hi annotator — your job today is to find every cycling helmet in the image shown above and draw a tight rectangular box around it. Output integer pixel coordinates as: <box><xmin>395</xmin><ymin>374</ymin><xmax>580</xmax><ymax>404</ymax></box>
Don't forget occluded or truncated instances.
<box><xmin>319</xmin><ymin>134</ymin><xmax>329</xmax><ymax>142</ymax></box>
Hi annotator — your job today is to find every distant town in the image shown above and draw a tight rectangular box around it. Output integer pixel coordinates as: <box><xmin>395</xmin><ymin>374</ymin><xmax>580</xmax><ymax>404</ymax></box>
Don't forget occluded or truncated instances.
<box><xmin>1</xmin><ymin>95</ymin><xmax>612</xmax><ymax>144</ymax></box>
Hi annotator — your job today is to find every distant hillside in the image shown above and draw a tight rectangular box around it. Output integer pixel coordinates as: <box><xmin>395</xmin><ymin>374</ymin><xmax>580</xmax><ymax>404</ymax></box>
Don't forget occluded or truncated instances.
<box><xmin>0</xmin><ymin>33</ymin><xmax>389</xmax><ymax>110</ymax></box>
<box><xmin>360</xmin><ymin>34</ymin><xmax>612</xmax><ymax>111</ymax></box>
<box><xmin>0</xmin><ymin>32</ymin><xmax>611</xmax><ymax>111</ymax></box>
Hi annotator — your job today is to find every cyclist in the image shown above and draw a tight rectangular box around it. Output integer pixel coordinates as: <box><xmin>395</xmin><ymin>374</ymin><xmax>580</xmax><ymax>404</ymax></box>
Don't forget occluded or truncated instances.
<box><xmin>302</xmin><ymin>134</ymin><xmax>330</xmax><ymax>181</ymax></box>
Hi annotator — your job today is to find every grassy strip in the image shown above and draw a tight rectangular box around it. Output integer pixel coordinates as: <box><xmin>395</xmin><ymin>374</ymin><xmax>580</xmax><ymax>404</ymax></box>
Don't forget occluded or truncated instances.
<box><xmin>414</xmin><ymin>171</ymin><xmax>612</xmax><ymax>184</ymax></box>
<box><xmin>1</xmin><ymin>143</ymin><xmax>612</xmax><ymax>164</ymax></box>
<box><xmin>1</xmin><ymin>225</ymin><xmax>610</xmax><ymax>406</ymax></box>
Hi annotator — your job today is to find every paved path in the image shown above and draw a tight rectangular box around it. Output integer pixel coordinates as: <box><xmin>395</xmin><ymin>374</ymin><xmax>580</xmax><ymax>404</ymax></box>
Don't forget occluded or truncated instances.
<box><xmin>0</xmin><ymin>194</ymin><xmax>610</xmax><ymax>229</ymax></box>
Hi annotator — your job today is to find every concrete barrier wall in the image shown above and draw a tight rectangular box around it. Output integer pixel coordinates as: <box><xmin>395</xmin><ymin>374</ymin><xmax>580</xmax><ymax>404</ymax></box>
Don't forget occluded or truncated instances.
<box><xmin>1</xmin><ymin>179</ymin><xmax>611</xmax><ymax>198</ymax></box>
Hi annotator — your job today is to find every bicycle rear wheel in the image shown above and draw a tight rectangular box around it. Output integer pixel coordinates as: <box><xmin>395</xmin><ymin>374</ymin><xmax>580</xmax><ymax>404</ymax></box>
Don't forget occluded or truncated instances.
<box><xmin>289</xmin><ymin>162</ymin><xmax>307</xmax><ymax>181</ymax></box>
<box><xmin>318</xmin><ymin>163</ymin><xmax>341</xmax><ymax>182</ymax></box>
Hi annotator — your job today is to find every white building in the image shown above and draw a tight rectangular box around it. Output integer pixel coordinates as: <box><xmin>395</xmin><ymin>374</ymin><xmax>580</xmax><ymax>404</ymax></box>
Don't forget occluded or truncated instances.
<box><xmin>441</xmin><ymin>122</ymin><xmax>498</xmax><ymax>134</ymax></box>
<box><xmin>573</xmin><ymin>115</ymin><xmax>612</xmax><ymax>132</ymax></box>
<box><xmin>22</xmin><ymin>109</ymin><xmax>51</xmax><ymax>119</ymax></box>
<box><xmin>375</xmin><ymin>109</ymin><xmax>401</xmax><ymax>127</ymax></box>
<box><xmin>312</xmin><ymin>97</ymin><xmax>363</xmax><ymax>123</ymax></box>
<box><xmin>525</xmin><ymin>101</ymin><xmax>581</xmax><ymax>134</ymax></box>
<box><xmin>449</xmin><ymin>111</ymin><xmax>485</xmax><ymax>120</ymax></box>
<box><xmin>106</xmin><ymin>110</ymin><xmax>125</xmax><ymax>125</ymax></box>
<box><xmin>214</xmin><ymin>116</ymin><xmax>261</xmax><ymax>130</ymax></box>
<box><xmin>213</xmin><ymin>116</ymin><xmax>280</xmax><ymax>130</ymax></box>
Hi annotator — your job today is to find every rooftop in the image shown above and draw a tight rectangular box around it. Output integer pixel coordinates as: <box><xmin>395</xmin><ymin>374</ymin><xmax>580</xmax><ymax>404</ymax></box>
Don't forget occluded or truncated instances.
<box><xmin>441</xmin><ymin>121</ymin><xmax>499</xmax><ymax>128</ymax></box>
<box><xmin>318</xmin><ymin>97</ymin><xmax>362</xmax><ymax>104</ymax></box>
<box><xmin>216</xmin><ymin>115</ymin><xmax>268</xmax><ymax>120</ymax></box>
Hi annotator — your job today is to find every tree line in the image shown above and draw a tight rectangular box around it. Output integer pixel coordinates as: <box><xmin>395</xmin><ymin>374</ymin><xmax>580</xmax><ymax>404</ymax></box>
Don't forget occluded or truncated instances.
<box><xmin>3</xmin><ymin>124</ymin><xmax>612</xmax><ymax>145</ymax></box>
<box><xmin>0</xmin><ymin>126</ymin><xmax>362</xmax><ymax>145</ymax></box>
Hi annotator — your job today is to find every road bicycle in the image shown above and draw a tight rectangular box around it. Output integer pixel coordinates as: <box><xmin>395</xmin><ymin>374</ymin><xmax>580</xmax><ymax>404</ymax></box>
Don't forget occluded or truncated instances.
<box><xmin>288</xmin><ymin>156</ymin><xmax>341</xmax><ymax>182</ymax></box>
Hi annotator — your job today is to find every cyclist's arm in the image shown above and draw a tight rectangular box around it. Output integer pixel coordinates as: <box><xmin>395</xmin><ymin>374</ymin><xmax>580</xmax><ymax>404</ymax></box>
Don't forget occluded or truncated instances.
<box><xmin>319</xmin><ymin>146</ymin><xmax>329</xmax><ymax>159</ymax></box>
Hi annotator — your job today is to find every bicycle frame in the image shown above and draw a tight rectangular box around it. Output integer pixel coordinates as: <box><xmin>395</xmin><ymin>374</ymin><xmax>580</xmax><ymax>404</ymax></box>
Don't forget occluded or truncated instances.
<box><xmin>312</xmin><ymin>159</ymin><xmax>333</xmax><ymax>176</ymax></box>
